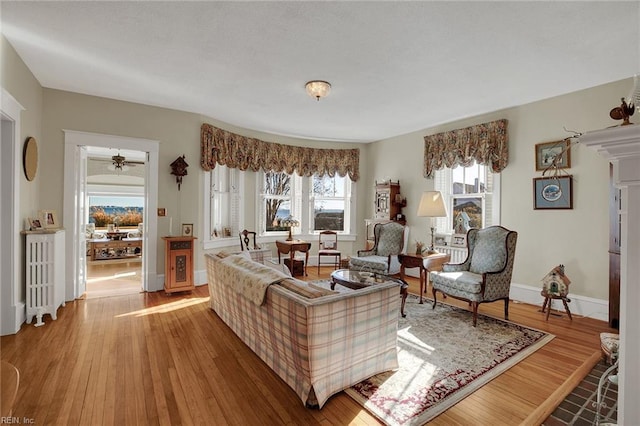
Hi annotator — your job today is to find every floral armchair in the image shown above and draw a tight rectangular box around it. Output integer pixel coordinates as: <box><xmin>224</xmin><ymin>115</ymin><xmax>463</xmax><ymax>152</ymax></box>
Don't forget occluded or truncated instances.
<box><xmin>430</xmin><ymin>226</ymin><xmax>518</xmax><ymax>326</ymax></box>
<box><xmin>349</xmin><ymin>222</ymin><xmax>408</xmax><ymax>275</ymax></box>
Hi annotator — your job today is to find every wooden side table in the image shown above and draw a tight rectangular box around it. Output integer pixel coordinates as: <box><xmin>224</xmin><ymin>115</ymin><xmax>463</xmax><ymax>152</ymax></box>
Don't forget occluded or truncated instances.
<box><xmin>276</xmin><ymin>239</ymin><xmax>311</xmax><ymax>276</ymax></box>
<box><xmin>399</xmin><ymin>252</ymin><xmax>451</xmax><ymax>304</ymax></box>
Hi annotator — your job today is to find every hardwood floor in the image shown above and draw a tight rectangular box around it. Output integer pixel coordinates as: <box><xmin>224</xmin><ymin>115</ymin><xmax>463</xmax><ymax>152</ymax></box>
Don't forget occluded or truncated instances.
<box><xmin>1</xmin><ymin>267</ymin><xmax>615</xmax><ymax>425</ymax></box>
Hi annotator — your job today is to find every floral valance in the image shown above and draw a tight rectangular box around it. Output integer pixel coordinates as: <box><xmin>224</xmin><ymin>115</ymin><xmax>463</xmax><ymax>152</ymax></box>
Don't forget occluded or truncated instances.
<box><xmin>423</xmin><ymin>119</ymin><xmax>509</xmax><ymax>178</ymax></box>
<box><xmin>200</xmin><ymin>123</ymin><xmax>360</xmax><ymax>181</ymax></box>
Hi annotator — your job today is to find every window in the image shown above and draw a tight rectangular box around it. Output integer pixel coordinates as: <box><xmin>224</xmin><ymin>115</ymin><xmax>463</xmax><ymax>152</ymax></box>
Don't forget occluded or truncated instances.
<box><xmin>258</xmin><ymin>171</ymin><xmax>353</xmax><ymax>237</ymax></box>
<box><xmin>310</xmin><ymin>174</ymin><xmax>351</xmax><ymax>233</ymax></box>
<box><xmin>260</xmin><ymin>171</ymin><xmax>301</xmax><ymax>234</ymax></box>
<box><xmin>204</xmin><ymin>165</ymin><xmax>243</xmax><ymax>245</ymax></box>
<box><xmin>434</xmin><ymin>161</ymin><xmax>500</xmax><ymax>234</ymax></box>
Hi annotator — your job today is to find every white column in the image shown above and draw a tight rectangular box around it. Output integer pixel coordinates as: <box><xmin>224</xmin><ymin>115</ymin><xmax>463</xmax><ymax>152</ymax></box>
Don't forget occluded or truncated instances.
<box><xmin>581</xmin><ymin>124</ymin><xmax>640</xmax><ymax>425</ymax></box>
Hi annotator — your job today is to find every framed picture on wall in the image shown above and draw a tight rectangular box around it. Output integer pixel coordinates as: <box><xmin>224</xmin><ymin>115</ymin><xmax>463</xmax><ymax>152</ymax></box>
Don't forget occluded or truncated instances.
<box><xmin>533</xmin><ymin>176</ymin><xmax>573</xmax><ymax>209</ymax></box>
<box><xmin>535</xmin><ymin>140</ymin><xmax>571</xmax><ymax>171</ymax></box>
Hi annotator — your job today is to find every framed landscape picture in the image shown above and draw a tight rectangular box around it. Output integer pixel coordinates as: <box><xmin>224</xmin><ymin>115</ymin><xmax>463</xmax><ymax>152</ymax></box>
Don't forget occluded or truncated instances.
<box><xmin>533</xmin><ymin>176</ymin><xmax>573</xmax><ymax>209</ymax></box>
<box><xmin>535</xmin><ymin>140</ymin><xmax>571</xmax><ymax>171</ymax></box>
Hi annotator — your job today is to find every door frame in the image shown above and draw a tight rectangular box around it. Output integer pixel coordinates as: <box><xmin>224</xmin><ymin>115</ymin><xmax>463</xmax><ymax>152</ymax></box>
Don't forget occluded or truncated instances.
<box><xmin>63</xmin><ymin>130</ymin><xmax>160</xmax><ymax>299</ymax></box>
<box><xmin>1</xmin><ymin>88</ymin><xmax>25</xmax><ymax>335</ymax></box>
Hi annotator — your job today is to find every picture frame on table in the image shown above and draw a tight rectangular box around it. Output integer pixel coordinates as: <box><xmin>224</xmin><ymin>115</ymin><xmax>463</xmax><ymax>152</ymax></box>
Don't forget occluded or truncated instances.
<box><xmin>39</xmin><ymin>210</ymin><xmax>59</xmax><ymax>229</ymax></box>
<box><xmin>27</xmin><ymin>217</ymin><xmax>43</xmax><ymax>231</ymax></box>
<box><xmin>535</xmin><ymin>139</ymin><xmax>571</xmax><ymax>171</ymax></box>
<box><xmin>533</xmin><ymin>176</ymin><xmax>573</xmax><ymax>210</ymax></box>
<box><xmin>451</xmin><ymin>233</ymin><xmax>467</xmax><ymax>248</ymax></box>
<box><xmin>182</xmin><ymin>223</ymin><xmax>194</xmax><ymax>237</ymax></box>
<box><xmin>434</xmin><ymin>235</ymin><xmax>447</xmax><ymax>247</ymax></box>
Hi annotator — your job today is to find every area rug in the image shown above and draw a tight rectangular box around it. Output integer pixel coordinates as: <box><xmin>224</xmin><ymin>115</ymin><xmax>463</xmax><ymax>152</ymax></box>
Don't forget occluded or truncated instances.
<box><xmin>344</xmin><ymin>293</ymin><xmax>554</xmax><ymax>426</ymax></box>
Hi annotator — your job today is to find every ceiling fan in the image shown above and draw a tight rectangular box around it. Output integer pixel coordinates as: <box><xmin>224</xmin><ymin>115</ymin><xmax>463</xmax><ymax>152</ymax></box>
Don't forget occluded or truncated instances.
<box><xmin>92</xmin><ymin>152</ymin><xmax>145</xmax><ymax>171</ymax></box>
<box><xmin>109</xmin><ymin>153</ymin><xmax>145</xmax><ymax>170</ymax></box>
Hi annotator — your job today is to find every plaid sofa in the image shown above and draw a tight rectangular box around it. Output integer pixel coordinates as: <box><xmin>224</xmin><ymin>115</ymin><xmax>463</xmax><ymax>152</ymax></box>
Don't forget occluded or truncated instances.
<box><xmin>205</xmin><ymin>253</ymin><xmax>400</xmax><ymax>408</ymax></box>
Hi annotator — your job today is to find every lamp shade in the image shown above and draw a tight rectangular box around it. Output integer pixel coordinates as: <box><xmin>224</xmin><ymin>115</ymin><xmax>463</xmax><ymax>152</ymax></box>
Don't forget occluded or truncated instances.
<box><xmin>417</xmin><ymin>191</ymin><xmax>447</xmax><ymax>217</ymax></box>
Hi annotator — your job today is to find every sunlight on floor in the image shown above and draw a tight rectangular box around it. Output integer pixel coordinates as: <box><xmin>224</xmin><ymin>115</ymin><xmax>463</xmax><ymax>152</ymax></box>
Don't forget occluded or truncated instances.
<box><xmin>115</xmin><ymin>297</ymin><xmax>210</xmax><ymax>318</ymax></box>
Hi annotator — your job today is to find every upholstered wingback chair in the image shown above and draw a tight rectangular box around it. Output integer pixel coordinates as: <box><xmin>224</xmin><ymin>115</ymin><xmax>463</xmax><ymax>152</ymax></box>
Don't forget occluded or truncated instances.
<box><xmin>349</xmin><ymin>222</ymin><xmax>408</xmax><ymax>275</ymax></box>
<box><xmin>430</xmin><ymin>226</ymin><xmax>518</xmax><ymax>326</ymax></box>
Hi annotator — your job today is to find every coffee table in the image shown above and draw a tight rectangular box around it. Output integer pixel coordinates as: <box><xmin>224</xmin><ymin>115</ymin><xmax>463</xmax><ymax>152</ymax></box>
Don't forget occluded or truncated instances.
<box><xmin>330</xmin><ymin>269</ymin><xmax>408</xmax><ymax>317</ymax></box>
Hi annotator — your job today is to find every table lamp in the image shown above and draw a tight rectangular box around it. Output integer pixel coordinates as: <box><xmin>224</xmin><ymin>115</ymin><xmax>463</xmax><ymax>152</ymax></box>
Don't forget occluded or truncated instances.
<box><xmin>280</xmin><ymin>216</ymin><xmax>299</xmax><ymax>241</ymax></box>
<box><xmin>417</xmin><ymin>191</ymin><xmax>447</xmax><ymax>254</ymax></box>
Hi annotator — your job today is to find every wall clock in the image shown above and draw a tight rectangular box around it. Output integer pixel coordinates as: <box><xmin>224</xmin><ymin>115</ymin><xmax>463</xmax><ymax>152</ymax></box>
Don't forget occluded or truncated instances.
<box><xmin>23</xmin><ymin>136</ymin><xmax>38</xmax><ymax>181</ymax></box>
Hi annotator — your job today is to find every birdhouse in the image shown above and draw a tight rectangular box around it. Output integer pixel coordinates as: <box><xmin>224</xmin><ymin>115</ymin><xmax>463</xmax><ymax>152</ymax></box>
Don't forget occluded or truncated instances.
<box><xmin>170</xmin><ymin>155</ymin><xmax>189</xmax><ymax>190</ymax></box>
<box><xmin>541</xmin><ymin>264</ymin><xmax>571</xmax><ymax>298</ymax></box>
<box><xmin>454</xmin><ymin>211</ymin><xmax>471</xmax><ymax>235</ymax></box>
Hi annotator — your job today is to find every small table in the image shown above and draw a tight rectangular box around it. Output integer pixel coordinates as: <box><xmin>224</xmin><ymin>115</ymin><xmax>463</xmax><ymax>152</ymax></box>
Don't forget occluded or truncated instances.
<box><xmin>398</xmin><ymin>252</ymin><xmax>451</xmax><ymax>304</ymax></box>
<box><xmin>276</xmin><ymin>239</ymin><xmax>311</xmax><ymax>276</ymax></box>
<box><xmin>330</xmin><ymin>269</ymin><xmax>408</xmax><ymax>317</ymax></box>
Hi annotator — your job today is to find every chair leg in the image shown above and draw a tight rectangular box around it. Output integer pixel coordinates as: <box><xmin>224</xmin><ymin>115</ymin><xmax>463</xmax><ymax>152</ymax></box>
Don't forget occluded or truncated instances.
<box><xmin>472</xmin><ymin>302</ymin><xmax>479</xmax><ymax>327</ymax></box>
<box><xmin>431</xmin><ymin>288</ymin><xmax>438</xmax><ymax>309</ymax></box>
<box><xmin>504</xmin><ymin>298</ymin><xmax>509</xmax><ymax>320</ymax></box>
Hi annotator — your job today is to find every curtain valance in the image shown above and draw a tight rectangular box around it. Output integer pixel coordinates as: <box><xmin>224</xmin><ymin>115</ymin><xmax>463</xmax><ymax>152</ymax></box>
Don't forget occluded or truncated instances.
<box><xmin>423</xmin><ymin>119</ymin><xmax>509</xmax><ymax>178</ymax></box>
<box><xmin>200</xmin><ymin>123</ymin><xmax>360</xmax><ymax>181</ymax></box>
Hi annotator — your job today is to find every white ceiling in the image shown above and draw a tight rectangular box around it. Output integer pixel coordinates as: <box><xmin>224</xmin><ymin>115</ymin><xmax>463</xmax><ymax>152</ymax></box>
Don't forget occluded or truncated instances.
<box><xmin>2</xmin><ymin>1</ymin><xmax>638</xmax><ymax>143</ymax></box>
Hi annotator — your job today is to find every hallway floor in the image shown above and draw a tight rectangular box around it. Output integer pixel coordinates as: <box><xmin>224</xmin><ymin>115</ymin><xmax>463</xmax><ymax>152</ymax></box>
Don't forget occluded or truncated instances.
<box><xmin>86</xmin><ymin>261</ymin><xmax>142</xmax><ymax>299</ymax></box>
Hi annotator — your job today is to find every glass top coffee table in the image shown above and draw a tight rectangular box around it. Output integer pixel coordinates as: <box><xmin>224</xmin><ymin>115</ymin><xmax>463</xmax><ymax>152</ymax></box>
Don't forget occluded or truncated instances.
<box><xmin>330</xmin><ymin>269</ymin><xmax>408</xmax><ymax>317</ymax></box>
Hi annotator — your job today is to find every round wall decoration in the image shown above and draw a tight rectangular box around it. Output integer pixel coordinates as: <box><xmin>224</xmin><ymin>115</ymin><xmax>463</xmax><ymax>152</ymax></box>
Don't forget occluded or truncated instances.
<box><xmin>23</xmin><ymin>137</ymin><xmax>38</xmax><ymax>181</ymax></box>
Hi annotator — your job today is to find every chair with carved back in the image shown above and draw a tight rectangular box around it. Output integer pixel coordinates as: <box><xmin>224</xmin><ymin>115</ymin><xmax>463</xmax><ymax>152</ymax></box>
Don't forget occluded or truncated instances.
<box><xmin>239</xmin><ymin>229</ymin><xmax>260</xmax><ymax>251</ymax></box>
<box><xmin>430</xmin><ymin>225</ymin><xmax>518</xmax><ymax>327</ymax></box>
<box><xmin>317</xmin><ymin>230</ymin><xmax>341</xmax><ymax>274</ymax></box>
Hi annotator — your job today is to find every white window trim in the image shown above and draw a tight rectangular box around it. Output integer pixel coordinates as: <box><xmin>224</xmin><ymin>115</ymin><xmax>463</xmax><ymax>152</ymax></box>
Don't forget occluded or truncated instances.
<box><xmin>203</xmin><ymin>168</ymin><xmax>245</xmax><ymax>250</ymax></box>
<box><xmin>308</xmin><ymin>175</ymin><xmax>353</xmax><ymax>235</ymax></box>
<box><xmin>434</xmin><ymin>165</ymin><xmax>501</xmax><ymax>235</ymax></box>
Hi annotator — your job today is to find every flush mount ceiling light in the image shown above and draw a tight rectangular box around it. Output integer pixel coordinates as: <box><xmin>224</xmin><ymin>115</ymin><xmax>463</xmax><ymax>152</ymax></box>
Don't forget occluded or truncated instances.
<box><xmin>305</xmin><ymin>80</ymin><xmax>331</xmax><ymax>101</ymax></box>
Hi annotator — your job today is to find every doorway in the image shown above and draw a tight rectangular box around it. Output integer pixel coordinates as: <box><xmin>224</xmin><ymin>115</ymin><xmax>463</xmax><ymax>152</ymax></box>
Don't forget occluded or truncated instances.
<box><xmin>85</xmin><ymin>147</ymin><xmax>146</xmax><ymax>298</ymax></box>
<box><xmin>63</xmin><ymin>131</ymin><xmax>159</xmax><ymax>301</ymax></box>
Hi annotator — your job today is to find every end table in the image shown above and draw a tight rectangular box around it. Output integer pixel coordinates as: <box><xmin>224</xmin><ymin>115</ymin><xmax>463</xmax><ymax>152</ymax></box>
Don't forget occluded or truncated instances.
<box><xmin>399</xmin><ymin>252</ymin><xmax>451</xmax><ymax>304</ymax></box>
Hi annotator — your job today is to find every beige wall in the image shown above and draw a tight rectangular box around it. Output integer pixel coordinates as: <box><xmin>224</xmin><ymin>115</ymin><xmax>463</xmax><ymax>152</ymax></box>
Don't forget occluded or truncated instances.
<box><xmin>1</xmin><ymin>35</ymin><xmax>43</xmax><ymax>301</ymax></box>
<box><xmin>367</xmin><ymin>79</ymin><xmax>631</xmax><ymax>300</ymax></box>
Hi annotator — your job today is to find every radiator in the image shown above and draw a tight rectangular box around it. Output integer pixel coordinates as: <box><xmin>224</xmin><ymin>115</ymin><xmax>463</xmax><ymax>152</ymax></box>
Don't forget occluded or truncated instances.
<box><xmin>435</xmin><ymin>245</ymin><xmax>467</xmax><ymax>264</ymax></box>
<box><xmin>25</xmin><ymin>230</ymin><xmax>66</xmax><ymax>327</ymax></box>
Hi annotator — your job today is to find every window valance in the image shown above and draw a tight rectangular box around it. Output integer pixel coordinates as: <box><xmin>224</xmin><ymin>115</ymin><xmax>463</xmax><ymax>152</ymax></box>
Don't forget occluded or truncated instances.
<box><xmin>423</xmin><ymin>119</ymin><xmax>509</xmax><ymax>178</ymax></box>
<box><xmin>200</xmin><ymin>123</ymin><xmax>360</xmax><ymax>181</ymax></box>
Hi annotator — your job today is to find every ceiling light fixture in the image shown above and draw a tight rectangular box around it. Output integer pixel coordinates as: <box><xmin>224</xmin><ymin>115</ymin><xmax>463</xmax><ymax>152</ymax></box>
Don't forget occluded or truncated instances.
<box><xmin>112</xmin><ymin>153</ymin><xmax>126</xmax><ymax>170</ymax></box>
<box><xmin>305</xmin><ymin>80</ymin><xmax>331</xmax><ymax>101</ymax></box>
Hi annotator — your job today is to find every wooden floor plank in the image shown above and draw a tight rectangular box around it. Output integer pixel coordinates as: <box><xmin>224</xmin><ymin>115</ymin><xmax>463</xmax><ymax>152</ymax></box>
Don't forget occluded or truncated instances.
<box><xmin>1</xmin><ymin>267</ymin><xmax>616</xmax><ymax>425</ymax></box>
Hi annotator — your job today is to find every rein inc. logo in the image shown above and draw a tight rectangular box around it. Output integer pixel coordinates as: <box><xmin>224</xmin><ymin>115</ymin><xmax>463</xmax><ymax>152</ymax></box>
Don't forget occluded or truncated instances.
<box><xmin>1</xmin><ymin>418</ymin><xmax>34</xmax><ymax>424</ymax></box>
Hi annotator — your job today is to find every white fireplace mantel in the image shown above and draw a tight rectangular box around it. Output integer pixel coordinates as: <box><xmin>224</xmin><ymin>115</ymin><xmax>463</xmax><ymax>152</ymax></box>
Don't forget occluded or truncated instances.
<box><xmin>581</xmin><ymin>123</ymin><xmax>640</xmax><ymax>425</ymax></box>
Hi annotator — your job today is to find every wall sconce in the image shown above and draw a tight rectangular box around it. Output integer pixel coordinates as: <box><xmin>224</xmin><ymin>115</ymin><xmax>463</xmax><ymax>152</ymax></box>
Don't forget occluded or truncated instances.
<box><xmin>170</xmin><ymin>155</ymin><xmax>189</xmax><ymax>190</ymax></box>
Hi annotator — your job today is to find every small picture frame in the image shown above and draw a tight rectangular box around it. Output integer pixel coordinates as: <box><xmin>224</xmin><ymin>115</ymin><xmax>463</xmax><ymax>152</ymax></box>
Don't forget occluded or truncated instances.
<box><xmin>157</xmin><ymin>208</ymin><xmax>166</xmax><ymax>217</ymax></box>
<box><xmin>39</xmin><ymin>210</ymin><xmax>59</xmax><ymax>229</ymax></box>
<box><xmin>535</xmin><ymin>140</ymin><xmax>571</xmax><ymax>171</ymax></box>
<box><xmin>434</xmin><ymin>235</ymin><xmax>447</xmax><ymax>246</ymax></box>
<box><xmin>182</xmin><ymin>223</ymin><xmax>193</xmax><ymax>237</ymax></box>
<box><xmin>27</xmin><ymin>217</ymin><xmax>43</xmax><ymax>231</ymax></box>
<box><xmin>533</xmin><ymin>176</ymin><xmax>573</xmax><ymax>209</ymax></box>
<box><xmin>451</xmin><ymin>233</ymin><xmax>467</xmax><ymax>248</ymax></box>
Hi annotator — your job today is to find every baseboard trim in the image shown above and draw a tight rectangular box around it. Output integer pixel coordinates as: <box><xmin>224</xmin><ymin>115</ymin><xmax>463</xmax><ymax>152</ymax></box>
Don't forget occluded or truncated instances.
<box><xmin>510</xmin><ymin>282</ymin><xmax>608</xmax><ymax>322</ymax></box>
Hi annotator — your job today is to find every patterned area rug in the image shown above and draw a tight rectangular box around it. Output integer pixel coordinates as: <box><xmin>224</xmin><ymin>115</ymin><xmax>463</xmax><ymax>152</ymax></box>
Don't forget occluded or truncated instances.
<box><xmin>344</xmin><ymin>294</ymin><xmax>554</xmax><ymax>426</ymax></box>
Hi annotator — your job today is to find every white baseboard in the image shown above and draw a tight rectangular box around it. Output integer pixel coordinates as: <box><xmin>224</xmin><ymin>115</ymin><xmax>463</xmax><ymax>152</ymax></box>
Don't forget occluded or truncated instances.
<box><xmin>510</xmin><ymin>282</ymin><xmax>609</xmax><ymax>322</ymax></box>
<box><xmin>155</xmin><ymin>271</ymin><xmax>208</xmax><ymax>291</ymax></box>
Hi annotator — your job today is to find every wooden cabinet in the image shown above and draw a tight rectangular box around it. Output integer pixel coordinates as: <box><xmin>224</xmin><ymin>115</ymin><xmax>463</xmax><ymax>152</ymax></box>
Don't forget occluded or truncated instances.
<box><xmin>366</xmin><ymin>181</ymin><xmax>406</xmax><ymax>249</ymax></box>
<box><xmin>162</xmin><ymin>236</ymin><xmax>196</xmax><ymax>293</ymax></box>
<box><xmin>608</xmin><ymin>163</ymin><xmax>621</xmax><ymax>329</ymax></box>
<box><xmin>374</xmin><ymin>181</ymin><xmax>405</xmax><ymax>221</ymax></box>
